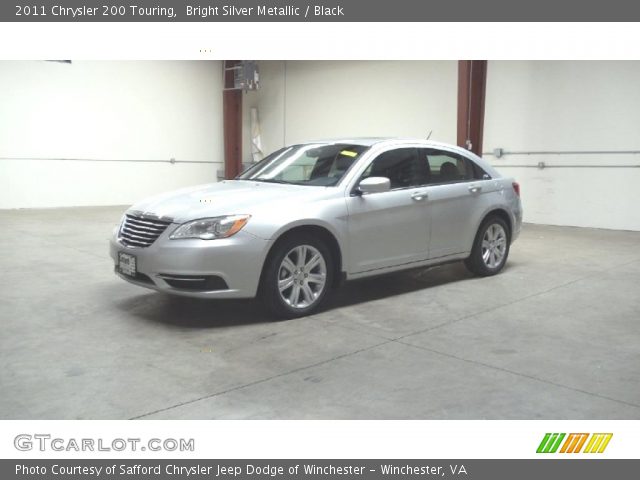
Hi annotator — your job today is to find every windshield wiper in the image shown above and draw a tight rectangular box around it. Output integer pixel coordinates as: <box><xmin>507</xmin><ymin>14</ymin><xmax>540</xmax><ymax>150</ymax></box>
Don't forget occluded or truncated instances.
<box><xmin>251</xmin><ymin>178</ymin><xmax>297</xmax><ymax>185</ymax></box>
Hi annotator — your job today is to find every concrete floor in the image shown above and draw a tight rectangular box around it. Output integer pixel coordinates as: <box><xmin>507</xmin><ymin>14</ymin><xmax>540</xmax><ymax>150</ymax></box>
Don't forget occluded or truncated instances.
<box><xmin>1</xmin><ymin>206</ymin><xmax>639</xmax><ymax>419</ymax></box>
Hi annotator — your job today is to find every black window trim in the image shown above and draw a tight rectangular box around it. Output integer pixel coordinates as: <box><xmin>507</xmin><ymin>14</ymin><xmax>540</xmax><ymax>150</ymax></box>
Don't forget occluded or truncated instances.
<box><xmin>347</xmin><ymin>144</ymin><xmax>493</xmax><ymax>196</ymax></box>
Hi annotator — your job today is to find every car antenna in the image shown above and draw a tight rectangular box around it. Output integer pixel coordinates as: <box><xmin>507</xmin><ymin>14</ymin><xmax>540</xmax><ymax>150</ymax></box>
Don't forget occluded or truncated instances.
<box><xmin>426</xmin><ymin>130</ymin><xmax>433</xmax><ymax>140</ymax></box>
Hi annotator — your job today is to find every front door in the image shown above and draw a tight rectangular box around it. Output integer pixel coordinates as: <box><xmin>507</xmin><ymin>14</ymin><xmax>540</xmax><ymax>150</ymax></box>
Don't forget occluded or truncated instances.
<box><xmin>346</xmin><ymin>147</ymin><xmax>431</xmax><ymax>273</ymax></box>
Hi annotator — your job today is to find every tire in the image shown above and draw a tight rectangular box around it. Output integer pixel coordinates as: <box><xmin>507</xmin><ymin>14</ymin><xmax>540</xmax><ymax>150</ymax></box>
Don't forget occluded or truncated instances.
<box><xmin>260</xmin><ymin>233</ymin><xmax>334</xmax><ymax>319</ymax></box>
<box><xmin>464</xmin><ymin>215</ymin><xmax>511</xmax><ymax>276</ymax></box>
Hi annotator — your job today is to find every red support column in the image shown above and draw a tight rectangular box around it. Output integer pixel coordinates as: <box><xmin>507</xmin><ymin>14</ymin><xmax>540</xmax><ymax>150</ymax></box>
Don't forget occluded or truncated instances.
<box><xmin>223</xmin><ymin>60</ymin><xmax>243</xmax><ymax>179</ymax></box>
<box><xmin>457</xmin><ymin>60</ymin><xmax>487</xmax><ymax>157</ymax></box>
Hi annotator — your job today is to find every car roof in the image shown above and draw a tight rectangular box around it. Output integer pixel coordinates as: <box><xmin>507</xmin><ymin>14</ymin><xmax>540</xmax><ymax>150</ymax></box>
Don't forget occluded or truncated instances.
<box><xmin>309</xmin><ymin>137</ymin><xmax>393</xmax><ymax>147</ymax></box>
<box><xmin>305</xmin><ymin>137</ymin><xmax>464</xmax><ymax>150</ymax></box>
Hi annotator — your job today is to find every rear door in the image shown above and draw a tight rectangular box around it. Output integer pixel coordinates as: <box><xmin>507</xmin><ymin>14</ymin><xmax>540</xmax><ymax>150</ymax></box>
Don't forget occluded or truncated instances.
<box><xmin>423</xmin><ymin>148</ymin><xmax>495</xmax><ymax>258</ymax></box>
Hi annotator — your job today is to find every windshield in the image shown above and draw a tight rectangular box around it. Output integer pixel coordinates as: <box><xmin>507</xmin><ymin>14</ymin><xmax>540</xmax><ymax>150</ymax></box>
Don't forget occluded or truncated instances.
<box><xmin>237</xmin><ymin>143</ymin><xmax>368</xmax><ymax>186</ymax></box>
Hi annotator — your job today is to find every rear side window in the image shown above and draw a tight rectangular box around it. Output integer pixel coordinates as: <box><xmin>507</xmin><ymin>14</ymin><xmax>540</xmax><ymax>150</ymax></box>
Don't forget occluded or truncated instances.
<box><xmin>421</xmin><ymin>148</ymin><xmax>489</xmax><ymax>184</ymax></box>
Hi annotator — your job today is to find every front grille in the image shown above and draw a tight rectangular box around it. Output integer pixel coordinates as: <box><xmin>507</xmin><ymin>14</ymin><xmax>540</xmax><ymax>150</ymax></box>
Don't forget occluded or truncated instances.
<box><xmin>119</xmin><ymin>213</ymin><xmax>173</xmax><ymax>248</ymax></box>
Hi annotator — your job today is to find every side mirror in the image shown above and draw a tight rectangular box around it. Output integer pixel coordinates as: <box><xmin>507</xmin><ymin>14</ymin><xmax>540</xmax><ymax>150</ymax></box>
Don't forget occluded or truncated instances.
<box><xmin>357</xmin><ymin>176</ymin><xmax>391</xmax><ymax>195</ymax></box>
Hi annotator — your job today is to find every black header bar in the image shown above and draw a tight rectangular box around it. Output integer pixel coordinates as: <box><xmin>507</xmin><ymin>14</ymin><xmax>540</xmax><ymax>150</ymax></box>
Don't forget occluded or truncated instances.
<box><xmin>4</xmin><ymin>0</ymin><xmax>640</xmax><ymax>22</ymax></box>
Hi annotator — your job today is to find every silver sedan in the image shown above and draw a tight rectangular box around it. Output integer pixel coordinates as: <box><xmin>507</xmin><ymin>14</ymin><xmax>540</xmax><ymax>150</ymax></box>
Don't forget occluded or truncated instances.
<box><xmin>110</xmin><ymin>138</ymin><xmax>522</xmax><ymax>318</ymax></box>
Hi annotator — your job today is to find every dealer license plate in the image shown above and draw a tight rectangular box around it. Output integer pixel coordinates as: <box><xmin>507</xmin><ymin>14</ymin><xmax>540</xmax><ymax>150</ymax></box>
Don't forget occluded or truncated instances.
<box><xmin>118</xmin><ymin>252</ymin><xmax>137</xmax><ymax>277</ymax></box>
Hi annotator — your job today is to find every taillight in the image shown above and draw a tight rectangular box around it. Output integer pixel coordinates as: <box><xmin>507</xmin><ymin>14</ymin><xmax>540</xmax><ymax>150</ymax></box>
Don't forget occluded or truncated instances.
<box><xmin>512</xmin><ymin>182</ymin><xmax>520</xmax><ymax>197</ymax></box>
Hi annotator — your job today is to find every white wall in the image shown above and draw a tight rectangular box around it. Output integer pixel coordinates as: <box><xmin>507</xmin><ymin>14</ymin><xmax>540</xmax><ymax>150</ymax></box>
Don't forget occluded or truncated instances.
<box><xmin>485</xmin><ymin>61</ymin><xmax>640</xmax><ymax>231</ymax></box>
<box><xmin>0</xmin><ymin>61</ymin><xmax>223</xmax><ymax>209</ymax></box>
<box><xmin>248</xmin><ymin>60</ymin><xmax>640</xmax><ymax>231</ymax></box>
<box><xmin>247</xmin><ymin>61</ymin><xmax>457</xmax><ymax>160</ymax></box>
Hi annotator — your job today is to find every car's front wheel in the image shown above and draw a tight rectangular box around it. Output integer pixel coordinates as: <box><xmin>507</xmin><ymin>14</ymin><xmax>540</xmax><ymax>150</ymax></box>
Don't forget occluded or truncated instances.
<box><xmin>260</xmin><ymin>234</ymin><xmax>334</xmax><ymax>319</ymax></box>
<box><xmin>464</xmin><ymin>215</ymin><xmax>511</xmax><ymax>276</ymax></box>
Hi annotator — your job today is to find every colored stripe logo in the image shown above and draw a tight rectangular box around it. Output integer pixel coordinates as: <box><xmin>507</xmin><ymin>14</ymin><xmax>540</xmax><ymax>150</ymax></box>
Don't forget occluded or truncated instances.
<box><xmin>537</xmin><ymin>433</ymin><xmax>612</xmax><ymax>454</ymax></box>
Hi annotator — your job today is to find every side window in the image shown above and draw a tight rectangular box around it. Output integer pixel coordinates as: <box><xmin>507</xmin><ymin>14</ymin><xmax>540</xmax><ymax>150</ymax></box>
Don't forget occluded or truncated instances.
<box><xmin>422</xmin><ymin>148</ymin><xmax>488</xmax><ymax>184</ymax></box>
<box><xmin>361</xmin><ymin>148</ymin><xmax>428</xmax><ymax>189</ymax></box>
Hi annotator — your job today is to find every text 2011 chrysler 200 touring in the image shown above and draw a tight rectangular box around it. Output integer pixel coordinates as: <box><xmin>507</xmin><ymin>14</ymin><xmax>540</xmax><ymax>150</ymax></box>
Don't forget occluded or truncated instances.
<box><xmin>110</xmin><ymin>138</ymin><xmax>522</xmax><ymax>318</ymax></box>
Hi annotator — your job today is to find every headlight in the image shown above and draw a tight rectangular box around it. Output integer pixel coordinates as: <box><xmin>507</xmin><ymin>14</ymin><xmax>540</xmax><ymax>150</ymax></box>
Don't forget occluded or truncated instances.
<box><xmin>169</xmin><ymin>215</ymin><xmax>251</xmax><ymax>240</ymax></box>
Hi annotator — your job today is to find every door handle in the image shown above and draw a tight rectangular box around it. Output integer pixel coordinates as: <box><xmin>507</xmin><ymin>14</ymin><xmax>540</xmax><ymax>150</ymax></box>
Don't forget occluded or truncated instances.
<box><xmin>411</xmin><ymin>191</ymin><xmax>428</xmax><ymax>201</ymax></box>
<box><xmin>468</xmin><ymin>185</ymin><xmax>482</xmax><ymax>194</ymax></box>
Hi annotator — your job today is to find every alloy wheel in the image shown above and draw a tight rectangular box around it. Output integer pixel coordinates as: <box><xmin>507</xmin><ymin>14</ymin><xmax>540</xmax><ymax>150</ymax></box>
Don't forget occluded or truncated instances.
<box><xmin>481</xmin><ymin>223</ymin><xmax>507</xmax><ymax>269</ymax></box>
<box><xmin>277</xmin><ymin>245</ymin><xmax>327</xmax><ymax>309</ymax></box>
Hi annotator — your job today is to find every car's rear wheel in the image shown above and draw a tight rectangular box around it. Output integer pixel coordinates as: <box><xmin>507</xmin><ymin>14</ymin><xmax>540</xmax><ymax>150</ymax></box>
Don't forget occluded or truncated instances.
<box><xmin>464</xmin><ymin>215</ymin><xmax>510</xmax><ymax>276</ymax></box>
<box><xmin>260</xmin><ymin>234</ymin><xmax>333</xmax><ymax>319</ymax></box>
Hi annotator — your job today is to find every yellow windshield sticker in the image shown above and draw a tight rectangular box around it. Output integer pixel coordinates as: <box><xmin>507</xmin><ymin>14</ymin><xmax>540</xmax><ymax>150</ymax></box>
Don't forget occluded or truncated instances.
<box><xmin>340</xmin><ymin>150</ymin><xmax>358</xmax><ymax>158</ymax></box>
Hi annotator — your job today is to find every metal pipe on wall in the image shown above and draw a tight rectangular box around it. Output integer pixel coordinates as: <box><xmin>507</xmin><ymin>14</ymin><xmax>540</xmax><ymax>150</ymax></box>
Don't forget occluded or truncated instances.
<box><xmin>488</xmin><ymin>164</ymin><xmax>640</xmax><ymax>169</ymax></box>
<box><xmin>484</xmin><ymin>150</ymin><xmax>640</xmax><ymax>156</ymax></box>
<box><xmin>0</xmin><ymin>157</ymin><xmax>219</xmax><ymax>164</ymax></box>
<box><xmin>483</xmin><ymin>149</ymin><xmax>640</xmax><ymax>168</ymax></box>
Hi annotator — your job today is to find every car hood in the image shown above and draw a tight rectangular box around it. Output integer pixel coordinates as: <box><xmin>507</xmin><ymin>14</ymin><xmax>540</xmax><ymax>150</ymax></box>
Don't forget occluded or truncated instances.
<box><xmin>129</xmin><ymin>180</ymin><xmax>335</xmax><ymax>223</ymax></box>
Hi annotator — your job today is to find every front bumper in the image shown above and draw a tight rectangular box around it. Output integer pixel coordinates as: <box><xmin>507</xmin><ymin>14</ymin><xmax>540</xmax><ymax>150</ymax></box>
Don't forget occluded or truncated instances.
<box><xmin>109</xmin><ymin>227</ymin><xmax>270</xmax><ymax>299</ymax></box>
